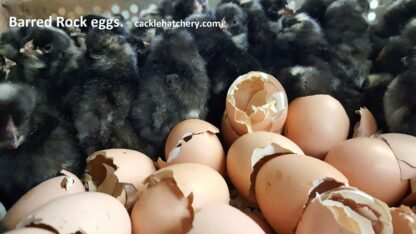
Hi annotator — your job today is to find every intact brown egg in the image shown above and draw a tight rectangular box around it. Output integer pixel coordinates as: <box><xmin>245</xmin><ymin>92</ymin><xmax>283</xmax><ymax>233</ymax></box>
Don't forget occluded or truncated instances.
<box><xmin>17</xmin><ymin>192</ymin><xmax>131</xmax><ymax>234</ymax></box>
<box><xmin>159</xmin><ymin>119</ymin><xmax>225</xmax><ymax>175</ymax></box>
<box><xmin>255</xmin><ymin>154</ymin><xmax>348</xmax><ymax>234</ymax></box>
<box><xmin>226</xmin><ymin>71</ymin><xmax>288</xmax><ymax>135</ymax></box>
<box><xmin>84</xmin><ymin>149</ymin><xmax>156</xmax><ymax>210</ymax></box>
<box><xmin>284</xmin><ymin>95</ymin><xmax>350</xmax><ymax>159</ymax></box>
<box><xmin>325</xmin><ymin>137</ymin><xmax>409</xmax><ymax>205</ymax></box>
<box><xmin>3</xmin><ymin>170</ymin><xmax>85</xmax><ymax>229</ymax></box>
<box><xmin>227</xmin><ymin>131</ymin><xmax>304</xmax><ymax>202</ymax></box>
<box><xmin>296</xmin><ymin>187</ymin><xmax>392</xmax><ymax>234</ymax></box>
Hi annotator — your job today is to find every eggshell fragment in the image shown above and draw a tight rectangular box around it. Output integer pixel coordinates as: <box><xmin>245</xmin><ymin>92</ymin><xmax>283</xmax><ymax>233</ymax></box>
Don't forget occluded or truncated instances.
<box><xmin>255</xmin><ymin>154</ymin><xmax>348</xmax><ymax>234</ymax></box>
<box><xmin>84</xmin><ymin>149</ymin><xmax>156</xmax><ymax>209</ymax></box>
<box><xmin>3</xmin><ymin>228</ymin><xmax>54</xmax><ymax>234</ymax></box>
<box><xmin>284</xmin><ymin>95</ymin><xmax>350</xmax><ymax>159</ymax></box>
<box><xmin>391</xmin><ymin>206</ymin><xmax>416</xmax><ymax>234</ymax></box>
<box><xmin>378</xmin><ymin>133</ymin><xmax>416</xmax><ymax>180</ymax></box>
<box><xmin>353</xmin><ymin>107</ymin><xmax>378</xmax><ymax>137</ymax></box>
<box><xmin>325</xmin><ymin>137</ymin><xmax>409</xmax><ymax>205</ymax></box>
<box><xmin>159</xmin><ymin>119</ymin><xmax>225</xmax><ymax>175</ymax></box>
<box><xmin>131</xmin><ymin>175</ymin><xmax>194</xmax><ymax>234</ymax></box>
<box><xmin>189</xmin><ymin>203</ymin><xmax>265</xmax><ymax>234</ymax></box>
<box><xmin>227</xmin><ymin>132</ymin><xmax>304</xmax><ymax>202</ymax></box>
<box><xmin>155</xmin><ymin>163</ymin><xmax>230</xmax><ymax>211</ymax></box>
<box><xmin>296</xmin><ymin>187</ymin><xmax>393</xmax><ymax>234</ymax></box>
<box><xmin>226</xmin><ymin>71</ymin><xmax>288</xmax><ymax>135</ymax></box>
<box><xmin>3</xmin><ymin>170</ymin><xmax>85</xmax><ymax>229</ymax></box>
<box><xmin>17</xmin><ymin>192</ymin><xmax>131</xmax><ymax>234</ymax></box>
<box><xmin>221</xmin><ymin>112</ymin><xmax>241</xmax><ymax>148</ymax></box>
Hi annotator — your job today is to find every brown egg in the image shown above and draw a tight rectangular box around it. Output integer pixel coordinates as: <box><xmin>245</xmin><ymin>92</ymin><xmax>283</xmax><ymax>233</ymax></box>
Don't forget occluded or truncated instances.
<box><xmin>84</xmin><ymin>149</ymin><xmax>156</xmax><ymax>210</ymax></box>
<box><xmin>131</xmin><ymin>176</ymin><xmax>194</xmax><ymax>234</ymax></box>
<box><xmin>156</xmin><ymin>163</ymin><xmax>230</xmax><ymax>210</ymax></box>
<box><xmin>227</xmin><ymin>131</ymin><xmax>304</xmax><ymax>202</ymax></box>
<box><xmin>226</xmin><ymin>71</ymin><xmax>288</xmax><ymax>135</ymax></box>
<box><xmin>221</xmin><ymin>112</ymin><xmax>241</xmax><ymax>148</ymax></box>
<box><xmin>255</xmin><ymin>154</ymin><xmax>348</xmax><ymax>234</ymax></box>
<box><xmin>325</xmin><ymin>137</ymin><xmax>409</xmax><ymax>205</ymax></box>
<box><xmin>17</xmin><ymin>192</ymin><xmax>131</xmax><ymax>234</ymax></box>
<box><xmin>284</xmin><ymin>95</ymin><xmax>350</xmax><ymax>159</ymax></box>
<box><xmin>159</xmin><ymin>119</ymin><xmax>225</xmax><ymax>175</ymax></box>
<box><xmin>391</xmin><ymin>206</ymin><xmax>416</xmax><ymax>234</ymax></box>
<box><xmin>3</xmin><ymin>170</ymin><xmax>85</xmax><ymax>229</ymax></box>
<box><xmin>296</xmin><ymin>187</ymin><xmax>392</xmax><ymax>234</ymax></box>
<box><xmin>353</xmin><ymin>107</ymin><xmax>378</xmax><ymax>137</ymax></box>
<box><xmin>188</xmin><ymin>203</ymin><xmax>265</xmax><ymax>234</ymax></box>
<box><xmin>4</xmin><ymin>228</ymin><xmax>54</xmax><ymax>234</ymax></box>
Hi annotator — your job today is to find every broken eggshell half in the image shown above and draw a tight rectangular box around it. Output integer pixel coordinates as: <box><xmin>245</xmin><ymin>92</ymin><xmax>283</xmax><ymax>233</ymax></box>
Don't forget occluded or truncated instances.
<box><xmin>159</xmin><ymin>119</ymin><xmax>225</xmax><ymax>175</ymax></box>
<box><xmin>391</xmin><ymin>205</ymin><xmax>416</xmax><ymax>234</ymax></box>
<box><xmin>353</xmin><ymin>107</ymin><xmax>378</xmax><ymax>138</ymax></box>
<box><xmin>226</xmin><ymin>71</ymin><xmax>288</xmax><ymax>136</ymax></box>
<box><xmin>84</xmin><ymin>149</ymin><xmax>156</xmax><ymax>210</ymax></box>
<box><xmin>227</xmin><ymin>131</ymin><xmax>304</xmax><ymax>202</ymax></box>
<box><xmin>296</xmin><ymin>186</ymin><xmax>393</xmax><ymax>234</ymax></box>
<box><xmin>3</xmin><ymin>170</ymin><xmax>85</xmax><ymax>229</ymax></box>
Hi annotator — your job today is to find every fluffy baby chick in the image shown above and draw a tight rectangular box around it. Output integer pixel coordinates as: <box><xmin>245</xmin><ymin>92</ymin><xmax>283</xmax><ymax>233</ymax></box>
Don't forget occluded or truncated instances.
<box><xmin>215</xmin><ymin>2</ymin><xmax>248</xmax><ymax>50</ymax></box>
<box><xmin>260</xmin><ymin>0</ymin><xmax>288</xmax><ymax>21</ymax></box>
<box><xmin>384</xmin><ymin>47</ymin><xmax>416</xmax><ymax>135</ymax></box>
<box><xmin>74</xmin><ymin>28</ymin><xmax>140</xmax><ymax>155</ymax></box>
<box><xmin>131</xmin><ymin>28</ymin><xmax>209</xmax><ymax>158</ymax></box>
<box><xmin>160</xmin><ymin>0</ymin><xmax>208</xmax><ymax>20</ymax></box>
<box><xmin>0</xmin><ymin>83</ymin><xmax>84</xmax><ymax>209</ymax></box>
<box><xmin>0</xmin><ymin>55</ymin><xmax>16</xmax><ymax>81</ymax></box>
<box><xmin>300</xmin><ymin>0</ymin><xmax>368</xmax><ymax>23</ymax></box>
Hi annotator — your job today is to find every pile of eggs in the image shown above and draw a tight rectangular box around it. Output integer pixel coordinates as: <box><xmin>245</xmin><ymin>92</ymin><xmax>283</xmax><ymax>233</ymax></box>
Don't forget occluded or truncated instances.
<box><xmin>2</xmin><ymin>71</ymin><xmax>416</xmax><ymax>234</ymax></box>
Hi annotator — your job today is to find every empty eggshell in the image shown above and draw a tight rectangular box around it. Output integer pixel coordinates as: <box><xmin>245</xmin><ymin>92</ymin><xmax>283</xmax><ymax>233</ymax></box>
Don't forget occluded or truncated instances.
<box><xmin>17</xmin><ymin>192</ymin><xmax>131</xmax><ymax>234</ymax></box>
<box><xmin>188</xmin><ymin>203</ymin><xmax>265</xmax><ymax>234</ymax></box>
<box><xmin>221</xmin><ymin>112</ymin><xmax>241</xmax><ymax>148</ymax></box>
<box><xmin>131</xmin><ymin>175</ymin><xmax>194</xmax><ymax>234</ymax></box>
<box><xmin>255</xmin><ymin>154</ymin><xmax>348</xmax><ymax>234</ymax></box>
<box><xmin>325</xmin><ymin>137</ymin><xmax>410</xmax><ymax>205</ymax></box>
<box><xmin>159</xmin><ymin>119</ymin><xmax>225</xmax><ymax>175</ymax></box>
<box><xmin>226</xmin><ymin>71</ymin><xmax>288</xmax><ymax>135</ymax></box>
<box><xmin>3</xmin><ymin>170</ymin><xmax>85</xmax><ymax>229</ymax></box>
<box><xmin>155</xmin><ymin>163</ymin><xmax>230</xmax><ymax>211</ymax></box>
<box><xmin>227</xmin><ymin>131</ymin><xmax>304</xmax><ymax>202</ymax></box>
<box><xmin>353</xmin><ymin>107</ymin><xmax>378</xmax><ymax>138</ymax></box>
<box><xmin>284</xmin><ymin>95</ymin><xmax>350</xmax><ymax>159</ymax></box>
<box><xmin>3</xmin><ymin>228</ymin><xmax>54</xmax><ymax>234</ymax></box>
<box><xmin>391</xmin><ymin>205</ymin><xmax>416</xmax><ymax>234</ymax></box>
<box><xmin>84</xmin><ymin>149</ymin><xmax>156</xmax><ymax>209</ymax></box>
<box><xmin>296</xmin><ymin>187</ymin><xmax>393</xmax><ymax>234</ymax></box>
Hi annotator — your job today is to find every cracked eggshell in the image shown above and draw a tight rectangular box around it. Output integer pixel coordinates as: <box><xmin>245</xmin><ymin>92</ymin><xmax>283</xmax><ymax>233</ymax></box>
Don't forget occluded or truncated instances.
<box><xmin>189</xmin><ymin>203</ymin><xmax>265</xmax><ymax>234</ymax></box>
<box><xmin>227</xmin><ymin>131</ymin><xmax>304</xmax><ymax>202</ymax></box>
<box><xmin>85</xmin><ymin>149</ymin><xmax>156</xmax><ymax>209</ymax></box>
<box><xmin>221</xmin><ymin>112</ymin><xmax>241</xmax><ymax>148</ymax></box>
<box><xmin>17</xmin><ymin>192</ymin><xmax>131</xmax><ymax>234</ymax></box>
<box><xmin>255</xmin><ymin>154</ymin><xmax>348</xmax><ymax>234</ymax></box>
<box><xmin>155</xmin><ymin>163</ymin><xmax>230</xmax><ymax>211</ymax></box>
<box><xmin>284</xmin><ymin>95</ymin><xmax>350</xmax><ymax>159</ymax></box>
<box><xmin>3</xmin><ymin>170</ymin><xmax>85</xmax><ymax>229</ymax></box>
<box><xmin>325</xmin><ymin>137</ymin><xmax>409</xmax><ymax>205</ymax></box>
<box><xmin>131</xmin><ymin>176</ymin><xmax>194</xmax><ymax>234</ymax></box>
<box><xmin>159</xmin><ymin>119</ymin><xmax>225</xmax><ymax>175</ymax></box>
<box><xmin>296</xmin><ymin>187</ymin><xmax>393</xmax><ymax>234</ymax></box>
<box><xmin>378</xmin><ymin>133</ymin><xmax>416</xmax><ymax>181</ymax></box>
<box><xmin>3</xmin><ymin>228</ymin><xmax>54</xmax><ymax>234</ymax></box>
<box><xmin>226</xmin><ymin>71</ymin><xmax>288</xmax><ymax>135</ymax></box>
<box><xmin>353</xmin><ymin>107</ymin><xmax>378</xmax><ymax>138</ymax></box>
<box><xmin>391</xmin><ymin>206</ymin><xmax>416</xmax><ymax>234</ymax></box>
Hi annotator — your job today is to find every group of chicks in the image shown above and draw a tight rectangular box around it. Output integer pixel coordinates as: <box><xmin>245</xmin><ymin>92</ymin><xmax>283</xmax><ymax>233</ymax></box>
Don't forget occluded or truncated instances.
<box><xmin>0</xmin><ymin>0</ymin><xmax>415</xmax><ymax>224</ymax></box>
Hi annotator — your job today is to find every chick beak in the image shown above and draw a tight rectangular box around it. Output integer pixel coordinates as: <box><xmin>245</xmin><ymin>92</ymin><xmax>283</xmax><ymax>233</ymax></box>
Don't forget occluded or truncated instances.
<box><xmin>4</xmin><ymin>58</ymin><xmax>16</xmax><ymax>70</ymax></box>
<box><xmin>193</xmin><ymin>0</ymin><xmax>203</xmax><ymax>13</ymax></box>
<box><xmin>20</xmin><ymin>40</ymin><xmax>43</xmax><ymax>57</ymax></box>
<box><xmin>6</xmin><ymin>116</ymin><xmax>20</xmax><ymax>149</ymax></box>
<box><xmin>401</xmin><ymin>56</ymin><xmax>408</xmax><ymax>66</ymax></box>
<box><xmin>143</xmin><ymin>41</ymin><xmax>151</xmax><ymax>49</ymax></box>
<box><xmin>220</xmin><ymin>18</ymin><xmax>229</xmax><ymax>32</ymax></box>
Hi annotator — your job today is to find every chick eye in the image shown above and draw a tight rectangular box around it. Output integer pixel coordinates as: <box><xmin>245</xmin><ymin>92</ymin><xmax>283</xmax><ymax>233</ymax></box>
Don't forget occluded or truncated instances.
<box><xmin>42</xmin><ymin>44</ymin><xmax>54</xmax><ymax>53</ymax></box>
<box><xmin>232</xmin><ymin>20</ymin><xmax>238</xmax><ymax>25</ymax></box>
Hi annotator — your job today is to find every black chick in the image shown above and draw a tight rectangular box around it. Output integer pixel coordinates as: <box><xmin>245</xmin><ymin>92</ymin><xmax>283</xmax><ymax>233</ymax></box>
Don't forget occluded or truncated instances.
<box><xmin>130</xmin><ymin>28</ymin><xmax>209</xmax><ymax>158</ymax></box>
<box><xmin>13</xmin><ymin>26</ymin><xmax>85</xmax><ymax>120</ymax></box>
<box><xmin>260</xmin><ymin>0</ymin><xmax>288</xmax><ymax>21</ymax></box>
<box><xmin>74</xmin><ymin>28</ymin><xmax>140</xmax><ymax>155</ymax></box>
<box><xmin>0</xmin><ymin>55</ymin><xmax>16</xmax><ymax>81</ymax></box>
<box><xmin>384</xmin><ymin>47</ymin><xmax>416</xmax><ymax>135</ymax></box>
<box><xmin>0</xmin><ymin>83</ymin><xmax>84</xmax><ymax>209</ymax></box>
<box><xmin>186</xmin><ymin>13</ymin><xmax>261</xmax><ymax>127</ymax></box>
<box><xmin>215</xmin><ymin>2</ymin><xmax>248</xmax><ymax>50</ymax></box>
<box><xmin>159</xmin><ymin>0</ymin><xmax>208</xmax><ymax>20</ymax></box>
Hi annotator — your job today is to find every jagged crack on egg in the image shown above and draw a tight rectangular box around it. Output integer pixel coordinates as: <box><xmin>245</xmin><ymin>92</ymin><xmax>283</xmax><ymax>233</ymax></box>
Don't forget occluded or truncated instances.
<box><xmin>353</xmin><ymin>107</ymin><xmax>378</xmax><ymax>138</ymax></box>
